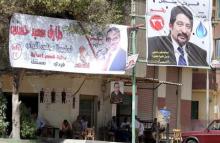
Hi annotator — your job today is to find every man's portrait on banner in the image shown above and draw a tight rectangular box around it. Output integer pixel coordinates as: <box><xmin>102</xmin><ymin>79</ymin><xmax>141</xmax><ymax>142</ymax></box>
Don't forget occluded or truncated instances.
<box><xmin>147</xmin><ymin>3</ymin><xmax>212</xmax><ymax>68</ymax></box>
<box><xmin>103</xmin><ymin>27</ymin><xmax>126</xmax><ymax>71</ymax></box>
<box><xmin>110</xmin><ymin>81</ymin><xmax>124</xmax><ymax>104</ymax></box>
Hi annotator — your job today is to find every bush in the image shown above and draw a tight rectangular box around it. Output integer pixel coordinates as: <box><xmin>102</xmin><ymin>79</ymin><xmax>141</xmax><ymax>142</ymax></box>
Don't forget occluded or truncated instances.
<box><xmin>20</xmin><ymin>103</ymin><xmax>37</xmax><ymax>139</ymax></box>
<box><xmin>0</xmin><ymin>91</ymin><xmax>9</xmax><ymax>137</ymax></box>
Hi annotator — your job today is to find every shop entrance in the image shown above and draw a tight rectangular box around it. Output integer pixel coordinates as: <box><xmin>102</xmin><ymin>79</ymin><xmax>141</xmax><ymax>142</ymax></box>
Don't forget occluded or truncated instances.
<box><xmin>79</xmin><ymin>95</ymin><xmax>97</xmax><ymax>128</ymax></box>
<box><xmin>117</xmin><ymin>93</ymin><xmax>132</xmax><ymax>125</ymax></box>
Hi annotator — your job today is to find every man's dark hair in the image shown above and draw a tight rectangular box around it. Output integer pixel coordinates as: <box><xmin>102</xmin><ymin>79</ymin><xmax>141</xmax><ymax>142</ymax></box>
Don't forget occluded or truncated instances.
<box><xmin>106</xmin><ymin>27</ymin><xmax>120</xmax><ymax>39</ymax></box>
<box><xmin>169</xmin><ymin>6</ymin><xmax>193</xmax><ymax>27</ymax></box>
<box><xmin>114</xmin><ymin>81</ymin><xmax>119</xmax><ymax>87</ymax></box>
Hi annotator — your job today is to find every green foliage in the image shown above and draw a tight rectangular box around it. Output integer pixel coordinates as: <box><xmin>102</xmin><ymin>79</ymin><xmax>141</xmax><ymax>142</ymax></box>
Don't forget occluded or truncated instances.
<box><xmin>20</xmin><ymin>103</ymin><xmax>36</xmax><ymax>139</ymax></box>
<box><xmin>0</xmin><ymin>0</ymin><xmax>129</xmax><ymax>24</ymax></box>
<box><xmin>0</xmin><ymin>90</ymin><xmax>9</xmax><ymax>137</ymax></box>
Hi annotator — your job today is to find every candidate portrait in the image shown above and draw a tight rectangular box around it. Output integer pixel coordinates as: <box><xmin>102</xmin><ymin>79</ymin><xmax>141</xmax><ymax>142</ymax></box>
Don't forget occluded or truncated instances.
<box><xmin>110</xmin><ymin>81</ymin><xmax>123</xmax><ymax>104</ymax></box>
<box><xmin>103</xmin><ymin>27</ymin><xmax>126</xmax><ymax>71</ymax></box>
<box><xmin>148</xmin><ymin>5</ymin><xmax>208</xmax><ymax>67</ymax></box>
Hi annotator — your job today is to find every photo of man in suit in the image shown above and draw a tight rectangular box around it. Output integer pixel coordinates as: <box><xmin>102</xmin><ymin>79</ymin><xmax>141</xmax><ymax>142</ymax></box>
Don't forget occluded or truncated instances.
<box><xmin>104</xmin><ymin>27</ymin><xmax>126</xmax><ymax>71</ymax></box>
<box><xmin>110</xmin><ymin>81</ymin><xmax>123</xmax><ymax>104</ymax></box>
<box><xmin>148</xmin><ymin>6</ymin><xmax>208</xmax><ymax>67</ymax></box>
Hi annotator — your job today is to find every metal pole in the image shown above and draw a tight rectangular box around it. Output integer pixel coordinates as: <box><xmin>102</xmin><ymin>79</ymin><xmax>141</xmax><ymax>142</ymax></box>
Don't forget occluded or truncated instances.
<box><xmin>131</xmin><ymin>0</ymin><xmax>136</xmax><ymax>143</ymax></box>
<box><xmin>206</xmin><ymin>69</ymin><xmax>209</xmax><ymax>127</ymax></box>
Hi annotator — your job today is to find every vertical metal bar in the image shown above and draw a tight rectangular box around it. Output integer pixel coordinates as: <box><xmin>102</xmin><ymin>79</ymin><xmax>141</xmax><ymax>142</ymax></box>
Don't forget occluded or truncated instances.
<box><xmin>153</xmin><ymin>66</ymin><xmax>158</xmax><ymax>143</ymax></box>
<box><xmin>131</xmin><ymin>0</ymin><xmax>136</xmax><ymax>143</ymax></box>
<box><xmin>206</xmin><ymin>69</ymin><xmax>209</xmax><ymax>127</ymax></box>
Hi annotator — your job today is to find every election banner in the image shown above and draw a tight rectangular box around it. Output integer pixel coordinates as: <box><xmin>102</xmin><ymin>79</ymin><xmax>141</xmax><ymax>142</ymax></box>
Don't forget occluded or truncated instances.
<box><xmin>146</xmin><ymin>0</ymin><xmax>213</xmax><ymax>68</ymax></box>
<box><xmin>125</xmin><ymin>54</ymin><xmax>139</xmax><ymax>70</ymax></box>
<box><xmin>9</xmin><ymin>13</ymin><xmax>128</xmax><ymax>74</ymax></box>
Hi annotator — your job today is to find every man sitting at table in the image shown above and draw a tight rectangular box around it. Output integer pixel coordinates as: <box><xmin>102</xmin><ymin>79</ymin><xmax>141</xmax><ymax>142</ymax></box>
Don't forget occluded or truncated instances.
<box><xmin>32</xmin><ymin>112</ymin><xmax>46</xmax><ymax>136</ymax></box>
<box><xmin>72</xmin><ymin>115</ymin><xmax>83</xmax><ymax>139</ymax></box>
<box><xmin>119</xmin><ymin>117</ymin><xmax>131</xmax><ymax>142</ymax></box>
<box><xmin>59</xmin><ymin>119</ymin><xmax>72</xmax><ymax>138</ymax></box>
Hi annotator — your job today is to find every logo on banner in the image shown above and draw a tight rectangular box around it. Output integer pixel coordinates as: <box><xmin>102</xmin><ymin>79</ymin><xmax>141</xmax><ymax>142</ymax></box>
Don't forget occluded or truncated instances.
<box><xmin>11</xmin><ymin>44</ymin><xmax>22</xmax><ymax>60</ymax></box>
<box><xmin>150</xmin><ymin>15</ymin><xmax>164</xmax><ymax>31</ymax></box>
<box><xmin>196</xmin><ymin>21</ymin><xmax>207</xmax><ymax>38</ymax></box>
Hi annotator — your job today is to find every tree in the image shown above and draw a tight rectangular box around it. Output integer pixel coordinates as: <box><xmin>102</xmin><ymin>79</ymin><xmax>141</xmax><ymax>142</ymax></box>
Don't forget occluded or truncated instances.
<box><xmin>0</xmin><ymin>83</ymin><xmax>9</xmax><ymax>137</ymax></box>
<box><xmin>0</xmin><ymin>0</ymin><xmax>130</xmax><ymax>139</ymax></box>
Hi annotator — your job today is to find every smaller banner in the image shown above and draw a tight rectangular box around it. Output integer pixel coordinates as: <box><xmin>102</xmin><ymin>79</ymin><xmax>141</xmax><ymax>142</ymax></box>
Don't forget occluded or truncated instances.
<box><xmin>157</xmin><ymin>108</ymin><xmax>171</xmax><ymax>127</ymax></box>
<box><xmin>110</xmin><ymin>81</ymin><xmax>124</xmax><ymax>104</ymax></box>
<box><xmin>125</xmin><ymin>54</ymin><xmax>139</xmax><ymax>70</ymax></box>
<box><xmin>9</xmin><ymin>13</ymin><xmax>128</xmax><ymax>74</ymax></box>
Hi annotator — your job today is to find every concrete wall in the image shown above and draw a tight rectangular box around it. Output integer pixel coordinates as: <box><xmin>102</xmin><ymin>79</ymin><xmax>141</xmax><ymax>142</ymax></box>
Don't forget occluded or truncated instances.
<box><xmin>192</xmin><ymin>90</ymin><xmax>215</xmax><ymax>121</ymax></box>
<box><xmin>1</xmin><ymin>74</ymin><xmax>109</xmax><ymax>131</ymax></box>
<box><xmin>156</xmin><ymin>67</ymin><xmax>193</xmax><ymax>131</ymax></box>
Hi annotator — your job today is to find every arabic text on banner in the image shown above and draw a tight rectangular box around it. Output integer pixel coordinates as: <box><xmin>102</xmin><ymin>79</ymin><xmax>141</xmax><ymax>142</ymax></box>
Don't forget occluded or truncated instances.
<box><xmin>9</xmin><ymin>13</ymin><xmax>128</xmax><ymax>74</ymax></box>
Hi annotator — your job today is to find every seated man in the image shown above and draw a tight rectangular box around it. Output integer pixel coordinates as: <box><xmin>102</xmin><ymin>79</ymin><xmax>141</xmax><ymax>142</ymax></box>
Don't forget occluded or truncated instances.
<box><xmin>107</xmin><ymin>116</ymin><xmax>118</xmax><ymax>141</ymax></box>
<box><xmin>118</xmin><ymin>117</ymin><xmax>131</xmax><ymax>142</ymax></box>
<box><xmin>72</xmin><ymin>115</ymin><xmax>83</xmax><ymax>139</ymax></box>
<box><xmin>59</xmin><ymin>119</ymin><xmax>72</xmax><ymax>138</ymax></box>
<box><xmin>120</xmin><ymin>117</ymin><xmax>130</xmax><ymax>130</ymax></box>
<box><xmin>136</xmin><ymin>117</ymin><xmax>145</xmax><ymax>143</ymax></box>
<box><xmin>32</xmin><ymin>112</ymin><xmax>46</xmax><ymax>136</ymax></box>
<box><xmin>81</xmin><ymin>115</ymin><xmax>88</xmax><ymax>131</ymax></box>
<box><xmin>107</xmin><ymin>116</ymin><xmax>118</xmax><ymax>132</ymax></box>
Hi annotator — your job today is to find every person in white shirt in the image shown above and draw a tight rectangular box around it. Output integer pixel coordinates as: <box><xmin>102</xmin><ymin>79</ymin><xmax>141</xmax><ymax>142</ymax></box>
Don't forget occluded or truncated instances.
<box><xmin>32</xmin><ymin>112</ymin><xmax>46</xmax><ymax>136</ymax></box>
<box><xmin>135</xmin><ymin>117</ymin><xmax>145</xmax><ymax>142</ymax></box>
<box><xmin>120</xmin><ymin>117</ymin><xmax>130</xmax><ymax>130</ymax></box>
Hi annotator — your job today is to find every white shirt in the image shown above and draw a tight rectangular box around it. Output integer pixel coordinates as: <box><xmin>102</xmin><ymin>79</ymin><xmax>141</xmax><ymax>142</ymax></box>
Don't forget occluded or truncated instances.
<box><xmin>135</xmin><ymin>119</ymin><xmax>144</xmax><ymax>136</ymax></box>
<box><xmin>106</xmin><ymin>47</ymin><xmax>120</xmax><ymax>70</ymax></box>
<box><xmin>36</xmin><ymin>116</ymin><xmax>46</xmax><ymax>129</ymax></box>
<box><xmin>120</xmin><ymin>121</ymin><xmax>130</xmax><ymax>129</ymax></box>
<box><xmin>172</xmin><ymin>37</ymin><xmax>189</xmax><ymax>66</ymax></box>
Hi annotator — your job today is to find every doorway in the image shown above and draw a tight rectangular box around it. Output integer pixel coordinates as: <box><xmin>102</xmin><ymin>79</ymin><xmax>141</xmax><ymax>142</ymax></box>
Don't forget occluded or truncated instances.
<box><xmin>79</xmin><ymin>95</ymin><xmax>97</xmax><ymax>128</ymax></box>
<box><xmin>4</xmin><ymin>92</ymin><xmax>38</xmax><ymax>135</ymax></box>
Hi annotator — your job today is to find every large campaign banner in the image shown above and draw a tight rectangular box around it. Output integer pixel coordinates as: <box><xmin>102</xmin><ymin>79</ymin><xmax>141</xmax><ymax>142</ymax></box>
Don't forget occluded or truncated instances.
<box><xmin>146</xmin><ymin>0</ymin><xmax>213</xmax><ymax>68</ymax></box>
<box><xmin>9</xmin><ymin>13</ymin><xmax>128</xmax><ymax>74</ymax></box>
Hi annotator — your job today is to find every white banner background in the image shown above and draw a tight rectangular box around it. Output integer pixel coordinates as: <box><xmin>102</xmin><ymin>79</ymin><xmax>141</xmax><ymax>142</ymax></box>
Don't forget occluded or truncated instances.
<box><xmin>9</xmin><ymin>13</ymin><xmax>128</xmax><ymax>74</ymax></box>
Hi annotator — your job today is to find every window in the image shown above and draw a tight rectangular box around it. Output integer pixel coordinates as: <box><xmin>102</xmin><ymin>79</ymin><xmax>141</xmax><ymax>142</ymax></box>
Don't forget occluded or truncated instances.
<box><xmin>191</xmin><ymin>101</ymin><xmax>199</xmax><ymax>119</ymax></box>
<box><xmin>217</xmin><ymin>0</ymin><xmax>220</xmax><ymax>19</ymax></box>
<box><xmin>208</xmin><ymin>120</ymin><xmax>220</xmax><ymax>130</ymax></box>
<box><xmin>215</xmin><ymin>39</ymin><xmax>220</xmax><ymax>60</ymax></box>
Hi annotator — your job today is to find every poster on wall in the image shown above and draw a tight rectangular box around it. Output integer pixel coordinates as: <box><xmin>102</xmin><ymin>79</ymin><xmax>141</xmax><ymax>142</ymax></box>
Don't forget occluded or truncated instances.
<box><xmin>157</xmin><ymin>108</ymin><xmax>171</xmax><ymax>127</ymax></box>
<box><xmin>9</xmin><ymin>13</ymin><xmax>128</xmax><ymax>74</ymax></box>
<box><xmin>146</xmin><ymin>0</ymin><xmax>213</xmax><ymax>68</ymax></box>
<box><xmin>110</xmin><ymin>81</ymin><xmax>124</xmax><ymax>104</ymax></box>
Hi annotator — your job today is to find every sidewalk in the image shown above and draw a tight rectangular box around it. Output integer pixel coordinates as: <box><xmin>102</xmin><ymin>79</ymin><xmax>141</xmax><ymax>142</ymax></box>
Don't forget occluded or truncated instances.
<box><xmin>0</xmin><ymin>138</ymin><xmax>124</xmax><ymax>143</ymax></box>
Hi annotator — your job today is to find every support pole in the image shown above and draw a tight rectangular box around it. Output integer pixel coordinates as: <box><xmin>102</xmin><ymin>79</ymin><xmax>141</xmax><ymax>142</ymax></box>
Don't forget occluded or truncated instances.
<box><xmin>131</xmin><ymin>0</ymin><xmax>137</xmax><ymax>143</ymax></box>
<box><xmin>206</xmin><ymin>69</ymin><xmax>209</xmax><ymax>127</ymax></box>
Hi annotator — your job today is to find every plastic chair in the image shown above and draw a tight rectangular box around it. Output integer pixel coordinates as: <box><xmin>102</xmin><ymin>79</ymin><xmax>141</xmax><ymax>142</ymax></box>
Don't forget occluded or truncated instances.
<box><xmin>84</xmin><ymin>128</ymin><xmax>95</xmax><ymax>140</ymax></box>
<box><xmin>171</xmin><ymin>129</ymin><xmax>182</xmax><ymax>143</ymax></box>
